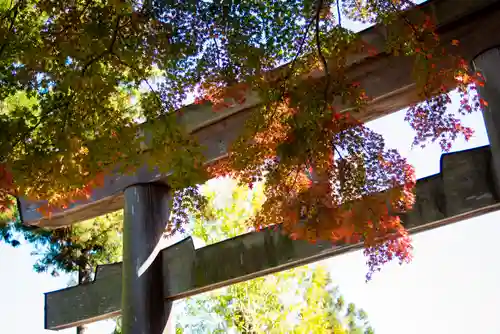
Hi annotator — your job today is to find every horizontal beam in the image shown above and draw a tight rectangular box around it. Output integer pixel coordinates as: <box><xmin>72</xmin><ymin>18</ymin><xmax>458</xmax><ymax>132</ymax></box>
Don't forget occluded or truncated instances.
<box><xmin>19</xmin><ymin>0</ymin><xmax>500</xmax><ymax>228</ymax></box>
<box><xmin>44</xmin><ymin>145</ymin><xmax>500</xmax><ymax>330</ymax></box>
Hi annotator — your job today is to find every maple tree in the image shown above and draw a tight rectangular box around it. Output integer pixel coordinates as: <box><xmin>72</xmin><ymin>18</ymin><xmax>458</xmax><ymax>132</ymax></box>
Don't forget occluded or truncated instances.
<box><xmin>0</xmin><ymin>0</ymin><xmax>484</xmax><ymax>278</ymax></box>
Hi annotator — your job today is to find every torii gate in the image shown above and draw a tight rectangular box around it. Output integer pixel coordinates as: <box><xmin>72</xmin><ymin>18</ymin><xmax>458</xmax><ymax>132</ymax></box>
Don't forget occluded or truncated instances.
<box><xmin>17</xmin><ymin>0</ymin><xmax>500</xmax><ymax>332</ymax></box>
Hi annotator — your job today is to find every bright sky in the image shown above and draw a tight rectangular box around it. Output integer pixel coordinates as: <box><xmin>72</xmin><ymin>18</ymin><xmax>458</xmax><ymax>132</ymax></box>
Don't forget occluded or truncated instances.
<box><xmin>4</xmin><ymin>1</ymin><xmax>500</xmax><ymax>333</ymax></box>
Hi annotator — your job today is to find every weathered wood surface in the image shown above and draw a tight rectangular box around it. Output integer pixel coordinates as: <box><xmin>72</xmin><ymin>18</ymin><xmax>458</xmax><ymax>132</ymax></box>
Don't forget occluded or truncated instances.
<box><xmin>19</xmin><ymin>0</ymin><xmax>500</xmax><ymax>228</ymax></box>
<box><xmin>45</xmin><ymin>145</ymin><xmax>500</xmax><ymax>330</ymax></box>
<box><xmin>121</xmin><ymin>184</ymin><xmax>171</xmax><ymax>334</ymax></box>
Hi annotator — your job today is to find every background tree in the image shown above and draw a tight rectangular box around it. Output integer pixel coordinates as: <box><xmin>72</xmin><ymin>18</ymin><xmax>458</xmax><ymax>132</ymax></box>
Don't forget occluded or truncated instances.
<box><xmin>0</xmin><ymin>209</ymin><xmax>122</xmax><ymax>276</ymax></box>
<box><xmin>0</xmin><ymin>0</ymin><xmax>483</xmax><ymax>278</ymax></box>
<box><xmin>176</xmin><ymin>179</ymin><xmax>375</xmax><ymax>334</ymax></box>
<box><xmin>0</xmin><ymin>209</ymin><xmax>123</xmax><ymax>333</ymax></box>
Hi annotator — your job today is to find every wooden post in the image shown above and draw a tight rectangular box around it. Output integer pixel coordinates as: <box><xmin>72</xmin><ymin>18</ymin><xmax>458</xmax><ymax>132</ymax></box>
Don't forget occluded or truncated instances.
<box><xmin>76</xmin><ymin>265</ymin><xmax>91</xmax><ymax>334</ymax></box>
<box><xmin>473</xmin><ymin>48</ymin><xmax>500</xmax><ymax>197</ymax></box>
<box><xmin>122</xmin><ymin>183</ymin><xmax>172</xmax><ymax>334</ymax></box>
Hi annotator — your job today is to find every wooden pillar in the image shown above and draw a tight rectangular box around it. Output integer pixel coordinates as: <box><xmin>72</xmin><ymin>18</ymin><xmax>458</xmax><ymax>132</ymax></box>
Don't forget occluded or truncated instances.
<box><xmin>76</xmin><ymin>265</ymin><xmax>92</xmax><ymax>334</ymax></box>
<box><xmin>473</xmin><ymin>47</ymin><xmax>500</xmax><ymax>195</ymax></box>
<box><xmin>122</xmin><ymin>183</ymin><xmax>172</xmax><ymax>334</ymax></box>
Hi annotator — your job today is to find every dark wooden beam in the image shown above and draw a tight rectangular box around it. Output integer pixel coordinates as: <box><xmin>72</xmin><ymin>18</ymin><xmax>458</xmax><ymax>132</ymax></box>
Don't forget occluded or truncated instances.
<box><xmin>44</xmin><ymin>145</ymin><xmax>500</xmax><ymax>330</ymax></box>
<box><xmin>121</xmin><ymin>184</ymin><xmax>172</xmax><ymax>334</ymax></box>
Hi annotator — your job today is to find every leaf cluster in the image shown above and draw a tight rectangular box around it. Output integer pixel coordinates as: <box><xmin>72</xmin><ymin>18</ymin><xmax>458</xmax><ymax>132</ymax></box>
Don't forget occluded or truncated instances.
<box><xmin>0</xmin><ymin>0</ymin><xmax>483</xmax><ymax>276</ymax></box>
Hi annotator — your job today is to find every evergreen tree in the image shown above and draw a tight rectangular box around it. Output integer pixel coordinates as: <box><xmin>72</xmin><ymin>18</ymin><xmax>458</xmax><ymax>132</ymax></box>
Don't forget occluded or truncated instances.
<box><xmin>1</xmin><ymin>209</ymin><xmax>122</xmax><ymax>276</ymax></box>
<box><xmin>0</xmin><ymin>209</ymin><xmax>123</xmax><ymax>333</ymax></box>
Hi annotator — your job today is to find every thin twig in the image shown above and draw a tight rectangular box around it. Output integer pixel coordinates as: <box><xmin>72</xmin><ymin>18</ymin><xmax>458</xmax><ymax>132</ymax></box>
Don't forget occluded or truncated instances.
<box><xmin>315</xmin><ymin>0</ymin><xmax>330</xmax><ymax>111</ymax></box>
<box><xmin>110</xmin><ymin>53</ymin><xmax>164</xmax><ymax>111</ymax></box>
<box><xmin>334</xmin><ymin>145</ymin><xmax>344</xmax><ymax>160</ymax></box>
<box><xmin>283</xmin><ymin>18</ymin><xmax>315</xmax><ymax>85</ymax></box>
<box><xmin>336</xmin><ymin>0</ymin><xmax>342</xmax><ymax>27</ymax></box>
<box><xmin>260</xmin><ymin>14</ymin><xmax>316</xmax><ymax>134</ymax></box>
<box><xmin>81</xmin><ymin>51</ymin><xmax>107</xmax><ymax>75</ymax></box>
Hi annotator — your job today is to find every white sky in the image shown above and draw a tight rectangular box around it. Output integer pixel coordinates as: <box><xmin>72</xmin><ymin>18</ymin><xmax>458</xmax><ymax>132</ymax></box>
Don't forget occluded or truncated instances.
<box><xmin>4</xmin><ymin>1</ymin><xmax>500</xmax><ymax>333</ymax></box>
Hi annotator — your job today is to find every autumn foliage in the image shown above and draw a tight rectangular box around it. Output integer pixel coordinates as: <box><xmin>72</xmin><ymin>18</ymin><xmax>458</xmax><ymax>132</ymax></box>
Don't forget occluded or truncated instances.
<box><xmin>0</xmin><ymin>0</ymin><xmax>484</xmax><ymax>279</ymax></box>
<box><xmin>205</xmin><ymin>1</ymin><xmax>482</xmax><ymax>279</ymax></box>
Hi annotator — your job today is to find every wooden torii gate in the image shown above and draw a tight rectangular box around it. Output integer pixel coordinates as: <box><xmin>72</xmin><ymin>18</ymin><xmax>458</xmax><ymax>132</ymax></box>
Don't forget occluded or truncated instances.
<box><xmin>44</xmin><ymin>145</ymin><xmax>500</xmax><ymax>331</ymax></box>
<box><xmin>17</xmin><ymin>0</ymin><xmax>500</xmax><ymax>332</ymax></box>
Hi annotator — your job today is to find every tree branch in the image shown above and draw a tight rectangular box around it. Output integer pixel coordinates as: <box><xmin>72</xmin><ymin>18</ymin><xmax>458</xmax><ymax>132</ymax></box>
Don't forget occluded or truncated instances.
<box><xmin>110</xmin><ymin>53</ymin><xmax>164</xmax><ymax>112</ymax></box>
<box><xmin>334</xmin><ymin>145</ymin><xmax>344</xmax><ymax>160</ymax></box>
<box><xmin>0</xmin><ymin>1</ymin><xmax>21</xmax><ymax>59</ymax></box>
<box><xmin>336</xmin><ymin>0</ymin><xmax>342</xmax><ymax>27</ymax></box>
<box><xmin>52</xmin><ymin>0</ymin><xmax>94</xmax><ymax>36</ymax></box>
<box><xmin>283</xmin><ymin>18</ymin><xmax>315</xmax><ymax>85</ymax></box>
<box><xmin>315</xmin><ymin>0</ymin><xmax>331</xmax><ymax>110</ymax></box>
<box><xmin>81</xmin><ymin>16</ymin><xmax>121</xmax><ymax>75</ymax></box>
<box><xmin>262</xmin><ymin>14</ymin><xmax>316</xmax><ymax>132</ymax></box>
<box><xmin>388</xmin><ymin>0</ymin><xmax>424</xmax><ymax>44</ymax></box>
